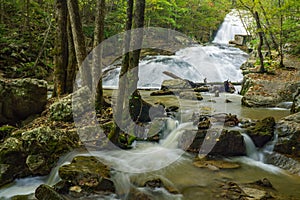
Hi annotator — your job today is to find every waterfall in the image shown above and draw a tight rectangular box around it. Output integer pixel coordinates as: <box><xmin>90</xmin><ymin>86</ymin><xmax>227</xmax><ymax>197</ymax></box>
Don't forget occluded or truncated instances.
<box><xmin>213</xmin><ymin>9</ymin><xmax>248</xmax><ymax>44</ymax></box>
<box><xmin>103</xmin><ymin>10</ymin><xmax>249</xmax><ymax>88</ymax></box>
<box><xmin>242</xmin><ymin>133</ymin><xmax>264</xmax><ymax>161</ymax></box>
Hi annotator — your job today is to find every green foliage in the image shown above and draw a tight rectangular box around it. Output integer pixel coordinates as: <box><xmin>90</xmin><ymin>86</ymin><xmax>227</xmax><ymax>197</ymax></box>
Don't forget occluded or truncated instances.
<box><xmin>0</xmin><ymin>0</ymin><xmax>54</xmax><ymax>79</ymax></box>
<box><xmin>236</xmin><ymin>0</ymin><xmax>300</xmax><ymax>56</ymax></box>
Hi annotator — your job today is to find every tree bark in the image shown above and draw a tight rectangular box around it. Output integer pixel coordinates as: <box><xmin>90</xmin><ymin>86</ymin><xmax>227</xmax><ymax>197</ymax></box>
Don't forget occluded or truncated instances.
<box><xmin>93</xmin><ymin>0</ymin><xmax>106</xmax><ymax>112</ymax></box>
<box><xmin>66</xmin><ymin>15</ymin><xmax>77</xmax><ymax>93</ymax></box>
<box><xmin>112</xmin><ymin>0</ymin><xmax>134</xmax><ymax>144</ymax></box>
<box><xmin>67</xmin><ymin>0</ymin><xmax>90</xmax><ymax>88</ymax></box>
<box><xmin>253</xmin><ymin>11</ymin><xmax>265</xmax><ymax>73</ymax></box>
<box><xmin>53</xmin><ymin>0</ymin><xmax>68</xmax><ymax>96</ymax></box>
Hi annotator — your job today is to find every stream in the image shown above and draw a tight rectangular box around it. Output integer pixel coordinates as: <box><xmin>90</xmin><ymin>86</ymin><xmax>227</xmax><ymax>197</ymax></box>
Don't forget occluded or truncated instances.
<box><xmin>1</xmin><ymin>9</ymin><xmax>300</xmax><ymax>200</ymax></box>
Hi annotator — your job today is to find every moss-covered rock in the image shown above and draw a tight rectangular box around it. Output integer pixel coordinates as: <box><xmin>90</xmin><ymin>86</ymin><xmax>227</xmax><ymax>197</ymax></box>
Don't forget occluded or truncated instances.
<box><xmin>0</xmin><ymin>78</ymin><xmax>47</xmax><ymax>125</ymax></box>
<box><xmin>0</xmin><ymin>125</ymin><xmax>16</xmax><ymax>141</ymax></box>
<box><xmin>35</xmin><ymin>184</ymin><xmax>66</xmax><ymax>200</ymax></box>
<box><xmin>0</xmin><ymin>127</ymin><xmax>80</xmax><ymax>186</ymax></box>
<box><xmin>245</xmin><ymin>117</ymin><xmax>275</xmax><ymax>148</ymax></box>
<box><xmin>58</xmin><ymin>156</ymin><xmax>115</xmax><ymax>193</ymax></box>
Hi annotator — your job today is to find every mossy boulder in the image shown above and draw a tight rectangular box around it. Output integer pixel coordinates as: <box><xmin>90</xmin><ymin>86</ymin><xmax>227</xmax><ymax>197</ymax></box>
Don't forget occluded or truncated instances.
<box><xmin>245</xmin><ymin>117</ymin><xmax>275</xmax><ymax>148</ymax></box>
<box><xmin>35</xmin><ymin>184</ymin><xmax>66</xmax><ymax>200</ymax></box>
<box><xmin>58</xmin><ymin>156</ymin><xmax>115</xmax><ymax>193</ymax></box>
<box><xmin>50</xmin><ymin>87</ymin><xmax>94</xmax><ymax>122</ymax></box>
<box><xmin>0</xmin><ymin>127</ymin><xmax>80</xmax><ymax>186</ymax></box>
<box><xmin>0</xmin><ymin>78</ymin><xmax>47</xmax><ymax>125</ymax></box>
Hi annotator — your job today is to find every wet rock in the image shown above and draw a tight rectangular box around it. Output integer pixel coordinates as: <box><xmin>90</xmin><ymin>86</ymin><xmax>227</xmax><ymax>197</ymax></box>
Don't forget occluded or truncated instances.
<box><xmin>265</xmin><ymin>152</ymin><xmax>300</xmax><ymax>175</ymax></box>
<box><xmin>193</xmin><ymin>157</ymin><xmax>240</xmax><ymax>170</ymax></box>
<box><xmin>0</xmin><ymin>78</ymin><xmax>47</xmax><ymax>125</ymax></box>
<box><xmin>150</xmin><ymin>90</ymin><xmax>174</xmax><ymax>96</ymax></box>
<box><xmin>35</xmin><ymin>184</ymin><xmax>66</xmax><ymax>200</ymax></box>
<box><xmin>245</xmin><ymin>117</ymin><xmax>275</xmax><ymax>148</ymax></box>
<box><xmin>129</xmin><ymin>90</ymin><xmax>165</xmax><ymax>123</ymax></box>
<box><xmin>205</xmin><ymin>129</ymin><xmax>246</xmax><ymax>157</ymax></box>
<box><xmin>179</xmin><ymin>91</ymin><xmax>203</xmax><ymax>101</ymax></box>
<box><xmin>275</xmin><ymin>112</ymin><xmax>300</xmax><ymax>157</ymax></box>
<box><xmin>58</xmin><ymin>156</ymin><xmax>115</xmax><ymax>193</ymax></box>
<box><xmin>224</xmin><ymin>114</ymin><xmax>239</xmax><ymax>127</ymax></box>
<box><xmin>194</xmin><ymin>86</ymin><xmax>209</xmax><ymax>92</ymax></box>
<box><xmin>0</xmin><ymin>127</ymin><xmax>80</xmax><ymax>186</ymax></box>
<box><xmin>291</xmin><ymin>87</ymin><xmax>300</xmax><ymax>113</ymax></box>
<box><xmin>161</xmin><ymin>79</ymin><xmax>192</xmax><ymax>90</ymax></box>
<box><xmin>180</xmin><ymin>128</ymin><xmax>246</xmax><ymax>156</ymax></box>
<box><xmin>142</xmin><ymin>178</ymin><xmax>180</xmax><ymax>194</ymax></box>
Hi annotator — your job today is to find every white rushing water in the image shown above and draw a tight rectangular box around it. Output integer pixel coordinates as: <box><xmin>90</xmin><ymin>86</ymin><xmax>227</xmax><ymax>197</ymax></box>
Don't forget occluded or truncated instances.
<box><xmin>212</xmin><ymin>9</ymin><xmax>248</xmax><ymax>44</ymax></box>
<box><xmin>103</xmin><ymin>10</ymin><xmax>249</xmax><ymax>88</ymax></box>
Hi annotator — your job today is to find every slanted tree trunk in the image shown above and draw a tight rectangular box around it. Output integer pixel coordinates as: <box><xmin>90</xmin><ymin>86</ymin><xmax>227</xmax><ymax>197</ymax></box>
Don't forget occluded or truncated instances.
<box><xmin>53</xmin><ymin>0</ymin><xmax>68</xmax><ymax>97</ymax></box>
<box><xmin>93</xmin><ymin>0</ymin><xmax>106</xmax><ymax>112</ymax></box>
<box><xmin>67</xmin><ymin>0</ymin><xmax>90</xmax><ymax>88</ymax></box>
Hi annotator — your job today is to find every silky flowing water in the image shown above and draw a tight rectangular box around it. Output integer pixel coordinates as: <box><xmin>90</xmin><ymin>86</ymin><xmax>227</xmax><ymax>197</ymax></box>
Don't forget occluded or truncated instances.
<box><xmin>1</xmin><ymin>9</ymin><xmax>299</xmax><ymax>199</ymax></box>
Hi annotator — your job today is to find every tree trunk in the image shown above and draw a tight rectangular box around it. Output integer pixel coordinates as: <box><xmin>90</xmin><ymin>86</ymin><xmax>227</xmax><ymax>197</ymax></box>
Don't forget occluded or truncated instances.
<box><xmin>53</xmin><ymin>0</ymin><xmax>68</xmax><ymax>96</ymax></box>
<box><xmin>66</xmin><ymin>15</ymin><xmax>77</xmax><ymax>93</ymax></box>
<box><xmin>112</xmin><ymin>0</ymin><xmax>134</xmax><ymax>144</ymax></box>
<box><xmin>93</xmin><ymin>0</ymin><xmax>106</xmax><ymax>112</ymax></box>
<box><xmin>67</xmin><ymin>0</ymin><xmax>90</xmax><ymax>88</ymax></box>
<box><xmin>258</xmin><ymin>1</ymin><xmax>279</xmax><ymax>52</ymax></box>
<box><xmin>278</xmin><ymin>0</ymin><xmax>284</xmax><ymax>68</ymax></box>
<box><xmin>253</xmin><ymin>11</ymin><xmax>265</xmax><ymax>73</ymax></box>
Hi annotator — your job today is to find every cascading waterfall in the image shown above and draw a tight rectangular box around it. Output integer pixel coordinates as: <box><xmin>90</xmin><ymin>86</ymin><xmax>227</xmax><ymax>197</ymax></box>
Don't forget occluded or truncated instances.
<box><xmin>212</xmin><ymin>9</ymin><xmax>248</xmax><ymax>44</ymax></box>
<box><xmin>103</xmin><ymin>10</ymin><xmax>249</xmax><ymax>88</ymax></box>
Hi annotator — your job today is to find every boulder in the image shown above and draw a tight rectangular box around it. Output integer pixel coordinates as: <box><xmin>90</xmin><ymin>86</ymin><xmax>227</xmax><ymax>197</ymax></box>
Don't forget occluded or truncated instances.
<box><xmin>50</xmin><ymin>86</ymin><xmax>93</xmax><ymax>122</ymax></box>
<box><xmin>179</xmin><ymin>91</ymin><xmax>203</xmax><ymax>101</ymax></box>
<box><xmin>0</xmin><ymin>127</ymin><xmax>80</xmax><ymax>186</ymax></box>
<box><xmin>179</xmin><ymin>128</ymin><xmax>246</xmax><ymax>157</ymax></box>
<box><xmin>0</xmin><ymin>78</ymin><xmax>47</xmax><ymax>125</ymax></box>
<box><xmin>35</xmin><ymin>184</ymin><xmax>66</xmax><ymax>200</ymax></box>
<box><xmin>150</xmin><ymin>90</ymin><xmax>174</xmax><ymax>96</ymax></box>
<box><xmin>245</xmin><ymin>117</ymin><xmax>275</xmax><ymax>148</ymax></box>
<box><xmin>291</xmin><ymin>87</ymin><xmax>300</xmax><ymax>113</ymax></box>
<box><xmin>161</xmin><ymin>79</ymin><xmax>192</xmax><ymax>90</ymax></box>
<box><xmin>58</xmin><ymin>156</ymin><xmax>115</xmax><ymax>193</ymax></box>
<box><xmin>129</xmin><ymin>90</ymin><xmax>165</xmax><ymax>123</ymax></box>
<box><xmin>265</xmin><ymin>152</ymin><xmax>300</xmax><ymax>175</ymax></box>
<box><xmin>275</xmin><ymin>112</ymin><xmax>300</xmax><ymax>157</ymax></box>
<box><xmin>240</xmin><ymin>74</ymin><xmax>300</xmax><ymax>107</ymax></box>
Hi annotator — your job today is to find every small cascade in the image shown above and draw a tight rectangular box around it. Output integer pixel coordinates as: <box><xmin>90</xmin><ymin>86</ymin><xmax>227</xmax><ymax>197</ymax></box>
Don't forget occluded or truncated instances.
<box><xmin>242</xmin><ymin>133</ymin><xmax>264</xmax><ymax>161</ymax></box>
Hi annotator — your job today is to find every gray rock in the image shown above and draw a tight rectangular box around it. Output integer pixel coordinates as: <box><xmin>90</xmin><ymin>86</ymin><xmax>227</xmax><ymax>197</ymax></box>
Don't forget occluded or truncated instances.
<box><xmin>291</xmin><ymin>87</ymin><xmax>300</xmax><ymax>113</ymax></box>
<box><xmin>275</xmin><ymin>112</ymin><xmax>300</xmax><ymax>157</ymax></box>
<box><xmin>50</xmin><ymin>87</ymin><xmax>93</xmax><ymax>122</ymax></box>
<box><xmin>0</xmin><ymin>78</ymin><xmax>47</xmax><ymax>125</ymax></box>
<box><xmin>161</xmin><ymin>79</ymin><xmax>192</xmax><ymax>90</ymax></box>
<box><xmin>179</xmin><ymin>91</ymin><xmax>203</xmax><ymax>101</ymax></box>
